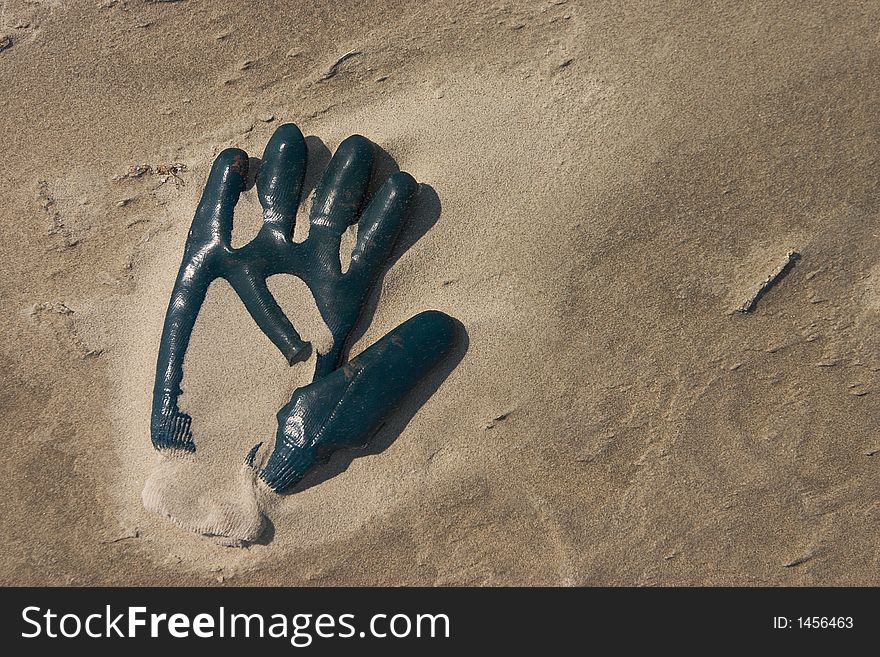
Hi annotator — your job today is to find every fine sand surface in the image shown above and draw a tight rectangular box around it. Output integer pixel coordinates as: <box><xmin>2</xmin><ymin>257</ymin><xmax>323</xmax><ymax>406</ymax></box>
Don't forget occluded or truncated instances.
<box><xmin>1</xmin><ymin>0</ymin><xmax>879</xmax><ymax>585</ymax></box>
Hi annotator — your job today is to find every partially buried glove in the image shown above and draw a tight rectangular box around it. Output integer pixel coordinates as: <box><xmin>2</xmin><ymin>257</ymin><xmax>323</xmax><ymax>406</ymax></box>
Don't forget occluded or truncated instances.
<box><xmin>150</xmin><ymin>123</ymin><xmax>458</xmax><ymax>499</ymax></box>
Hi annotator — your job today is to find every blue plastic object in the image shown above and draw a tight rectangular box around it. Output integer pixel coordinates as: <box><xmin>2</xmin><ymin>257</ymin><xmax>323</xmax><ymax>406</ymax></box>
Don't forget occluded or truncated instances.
<box><xmin>150</xmin><ymin>124</ymin><xmax>457</xmax><ymax>493</ymax></box>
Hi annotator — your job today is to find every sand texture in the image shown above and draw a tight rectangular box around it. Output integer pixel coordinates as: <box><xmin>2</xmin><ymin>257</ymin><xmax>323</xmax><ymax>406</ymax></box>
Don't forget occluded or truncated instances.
<box><xmin>1</xmin><ymin>0</ymin><xmax>879</xmax><ymax>585</ymax></box>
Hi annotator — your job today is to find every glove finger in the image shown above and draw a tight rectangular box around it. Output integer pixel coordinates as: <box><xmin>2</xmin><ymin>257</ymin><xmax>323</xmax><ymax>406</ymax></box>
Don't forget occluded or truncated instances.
<box><xmin>191</xmin><ymin>148</ymin><xmax>248</xmax><ymax>245</ymax></box>
<box><xmin>257</xmin><ymin>123</ymin><xmax>307</xmax><ymax>237</ymax></box>
<box><xmin>349</xmin><ymin>171</ymin><xmax>418</xmax><ymax>280</ymax></box>
<box><xmin>259</xmin><ymin>310</ymin><xmax>457</xmax><ymax>492</ymax></box>
<box><xmin>227</xmin><ymin>268</ymin><xmax>310</xmax><ymax>365</ymax></box>
<box><xmin>309</xmin><ymin>134</ymin><xmax>373</xmax><ymax>239</ymax></box>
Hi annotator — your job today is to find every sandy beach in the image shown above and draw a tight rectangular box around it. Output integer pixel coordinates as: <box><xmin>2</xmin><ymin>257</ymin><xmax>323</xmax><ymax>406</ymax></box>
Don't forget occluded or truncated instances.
<box><xmin>1</xmin><ymin>0</ymin><xmax>878</xmax><ymax>585</ymax></box>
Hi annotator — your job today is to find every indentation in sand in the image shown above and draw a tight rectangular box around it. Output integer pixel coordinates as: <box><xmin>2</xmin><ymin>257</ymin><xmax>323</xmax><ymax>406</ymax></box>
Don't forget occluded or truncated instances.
<box><xmin>81</xmin><ymin>69</ymin><xmax>619</xmax><ymax>573</ymax></box>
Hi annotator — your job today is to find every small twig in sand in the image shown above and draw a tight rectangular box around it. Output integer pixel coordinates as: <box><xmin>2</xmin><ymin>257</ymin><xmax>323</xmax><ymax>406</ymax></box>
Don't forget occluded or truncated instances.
<box><xmin>484</xmin><ymin>410</ymin><xmax>514</xmax><ymax>430</ymax></box>
<box><xmin>100</xmin><ymin>528</ymin><xmax>140</xmax><ymax>544</ymax></box>
<box><xmin>317</xmin><ymin>51</ymin><xmax>361</xmax><ymax>82</ymax></box>
<box><xmin>735</xmin><ymin>250</ymin><xmax>800</xmax><ymax>313</ymax></box>
<box><xmin>783</xmin><ymin>547</ymin><xmax>822</xmax><ymax>568</ymax></box>
<box><xmin>114</xmin><ymin>163</ymin><xmax>187</xmax><ymax>185</ymax></box>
